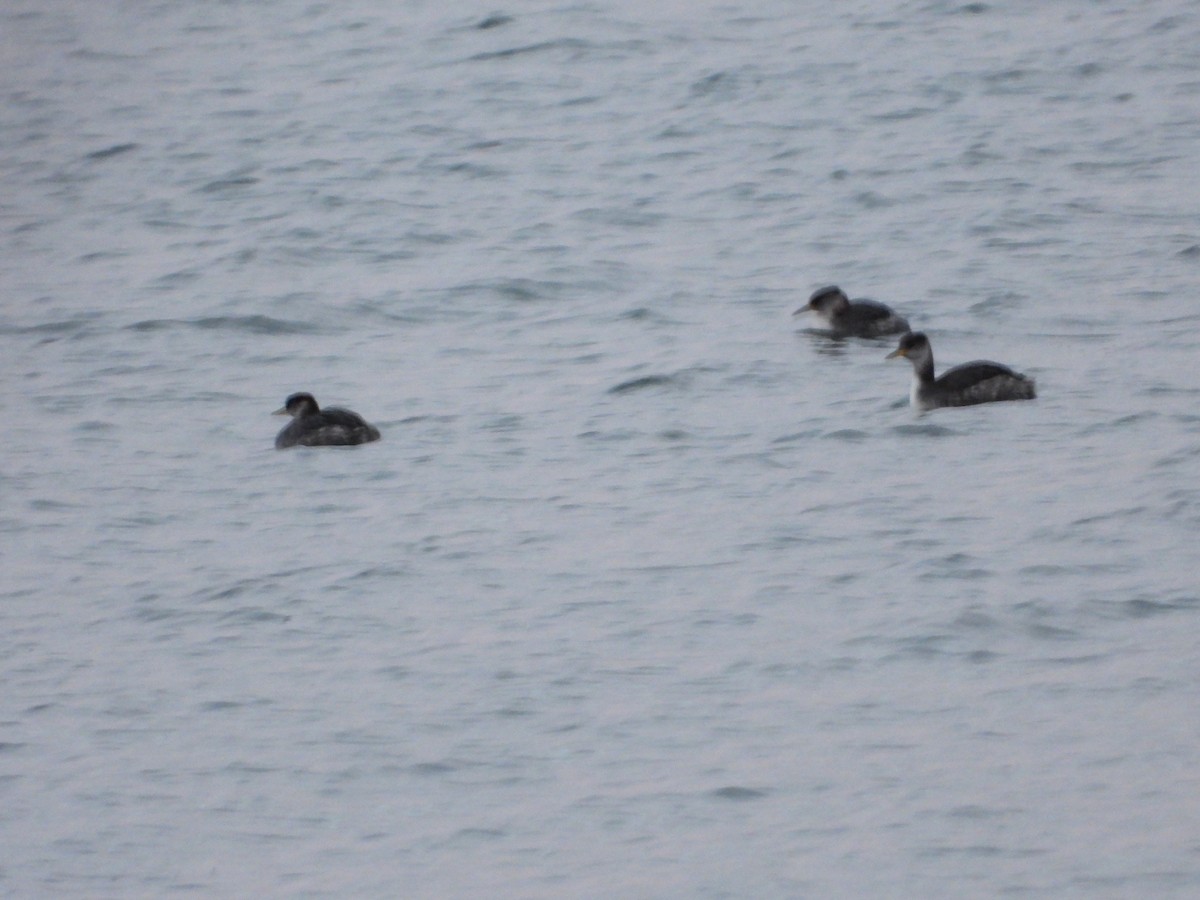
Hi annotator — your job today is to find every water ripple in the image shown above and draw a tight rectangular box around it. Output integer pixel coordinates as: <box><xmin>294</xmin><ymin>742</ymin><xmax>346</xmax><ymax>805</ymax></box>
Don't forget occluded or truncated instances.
<box><xmin>127</xmin><ymin>315</ymin><xmax>325</xmax><ymax>335</ymax></box>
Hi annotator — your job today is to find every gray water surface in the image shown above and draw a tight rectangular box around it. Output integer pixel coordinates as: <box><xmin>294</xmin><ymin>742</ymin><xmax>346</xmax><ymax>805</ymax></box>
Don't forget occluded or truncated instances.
<box><xmin>3</xmin><ymin>1</ymin><xmax>1200</xmax><ymax>896</ymax></box>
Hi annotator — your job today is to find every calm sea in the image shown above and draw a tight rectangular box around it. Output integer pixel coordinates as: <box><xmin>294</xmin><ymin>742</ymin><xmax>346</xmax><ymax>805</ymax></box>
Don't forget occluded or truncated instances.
<box><xmin>3</xmin><ymin>1</ymin><xmax>1199</xmax><ymax>896</ymax></box>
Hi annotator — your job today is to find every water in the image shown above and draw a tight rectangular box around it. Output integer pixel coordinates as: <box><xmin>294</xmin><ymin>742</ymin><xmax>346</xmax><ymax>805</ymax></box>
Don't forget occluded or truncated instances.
<box><xmin>3</xmin><ymin>0</ymin><xmax>1200</xmax><ymax>896</ymax></box>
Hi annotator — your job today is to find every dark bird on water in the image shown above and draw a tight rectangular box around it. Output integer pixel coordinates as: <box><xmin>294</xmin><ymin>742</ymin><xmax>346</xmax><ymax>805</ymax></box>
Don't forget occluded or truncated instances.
<box><xmin>886</xmin><ymin>332</ymin><xmax>1036</xmax><ymax>411</ymax></box>
<box><xmin>794</xmin><ymin>285</ymin><xmax>910</xmax><ymax>339</ymax></box>
<box><xmin>273</xmin><ymin>392</ymin><xmax>381</xmax><ymax>449</ymax></box>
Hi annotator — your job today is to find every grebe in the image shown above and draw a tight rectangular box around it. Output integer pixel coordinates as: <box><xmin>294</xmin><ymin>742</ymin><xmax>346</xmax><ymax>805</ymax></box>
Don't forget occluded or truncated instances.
<box><xmin>886</xmin><ymin>332</ymin><xmax>1036</xmax><ymax>411</ymax></box>
<box><xmin>795</xmin><ymin>285</ymin><xmax>909</xmax><ymax>338</ymax></box>
<box><xmin>273</xmin><ymin>393</ymin><xmax>381</xmax><ymax>448</ymax></box>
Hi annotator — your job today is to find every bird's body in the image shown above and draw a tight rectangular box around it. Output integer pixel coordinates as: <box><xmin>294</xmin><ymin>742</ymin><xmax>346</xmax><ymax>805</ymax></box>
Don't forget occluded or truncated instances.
<box><xmin>796</xmin><ymin>285</ymin><xmax>909</xmax><ymax>339</ymax></box>
<box><xmin>273</xmin><ymin>393</ymin><xmax>381</xmax><ymax>449</ymax></box>
<box><xmin>886</xmin><ymin>332</ymin><xmax>1036</xmax><ymax>411</ymax></box>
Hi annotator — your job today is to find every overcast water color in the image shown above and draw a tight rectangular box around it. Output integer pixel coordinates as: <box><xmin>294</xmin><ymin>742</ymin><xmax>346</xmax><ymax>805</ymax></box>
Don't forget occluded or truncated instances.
<box><xmin>2</xmin><ymin>0</ymin><xmax>1200</xmax><ymax>896</ymax></box>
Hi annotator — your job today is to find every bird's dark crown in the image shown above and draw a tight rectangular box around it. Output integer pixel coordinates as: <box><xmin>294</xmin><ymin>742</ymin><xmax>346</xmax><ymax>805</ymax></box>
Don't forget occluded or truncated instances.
<box><xmin>284</xmin><ymin>392</ymin><xmax>320</xmax><ymax>414</ymax></box>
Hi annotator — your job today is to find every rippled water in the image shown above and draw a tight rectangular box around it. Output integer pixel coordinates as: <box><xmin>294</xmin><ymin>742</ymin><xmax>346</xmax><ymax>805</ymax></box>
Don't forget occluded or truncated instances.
<box><xmin>4</xmin><ymin>1</ymin><xmax>1200</xmax><ymax>896</ymax></box>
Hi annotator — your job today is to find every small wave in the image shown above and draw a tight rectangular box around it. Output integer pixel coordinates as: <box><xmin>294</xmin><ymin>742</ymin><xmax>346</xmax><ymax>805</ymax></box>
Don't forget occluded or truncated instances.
<box><xmin>710</xmin><ymin>786</ymin><xmax>768</xmax><ymax>801</ymax></box>
<box><xmin>689</xmin><ymin>70</ymin><xmax>747</xmax><ymax>99</ymax></box>
<box><xmin>29</xmin><ymin>499</ymin><xmax>83</xmax><ymax>511</ymax></box>
<box><xmin>446</xmin><ymin>277</ymin><xmax>569</xmax><ymax>303</ymax></box>
<box><xmin>466</xmin><ymin>38</ymin><xmax>590</xmax><ymax>63</ymax></box>
<box><xmin>475</xmin><ymin>13</ymin><xmax>512</xmax><ymax>30</ymax></box>
<box><xmin>0</xmin><ymin>317</ymin><xmax>98</xmax><ymax>337</ymax></box>
<box><xmin>607</xmin><ymin>374</ymin><xmax>676</xmax><ymax>394</ymax></box>
<box><xmin>921</xmin><ymin>552</ymin><xmax>992</xmax><ymax>582</ymax></box>
<box><xmin>772</xmin><ymin>429</ymin><xmax>822</xmax><ymax>444</ymax></box>
<box><xmin>199</xmin><ymin>700</ymin><xmax>246</xmax><ymax>712</ymax></box>
<box><xmin>85</xmin><ymin>143</ymin><xmax>138</xmax><ymax>161</ymax></box>
<box><xmin>127</xmin><ymin>315</ymin><xmax>322</xmax><ymax>335</ymax></box>
<box><xmin>1076</xmin><ymin>412</ymin><xmax>1157</xmax><ymax>437</ymax></box>
<box><xmin>452</xmin><ymin>827</ymin><xmax>506</xmax><ymax>841</ymax></box>
<box><xmin>823</xmin><ymin>428</ymin><xmax>869</xmax><ymax>442</ymax></box>
<box><xmin>892</xmin><ymin>422</ymin><xmax>960</xmax><ymax>437</ymax></box>
<box><xmin>1025</xmin><ymin>623</ymin><xmax>1079</xmax><ymax>642</ymax></box>
<box><xmin>410</xmin><ymin>761</ymin><xmax>458</xmax><ymax>776</ymax></box>
<box><xmin>1119</xmin><ymin>596</ymin><xmax>1197</xmax><ymax>619</ymax></box>
<box><xmin>218</xmin><ymin>607</ymin><xmax>290</xmax><ymax>625</ymax></box>
<box><xmin>953</xmin><ymin>610</ymin><xmax>998</xmax><ymax>630</ymax></box>
<box><xmin>572</xmin><ymin>205</ymin><xmax>665</xmax><ymax>228</ymax></box>
<box><xmin>199</xmin><ymin>176</ymin><xmax>259</xmax><ymax>193</ymax></box>
<box><xmin>578</xmin><ymin>428</ymin><xmax>640</xmax><ymax>442</ymax></box>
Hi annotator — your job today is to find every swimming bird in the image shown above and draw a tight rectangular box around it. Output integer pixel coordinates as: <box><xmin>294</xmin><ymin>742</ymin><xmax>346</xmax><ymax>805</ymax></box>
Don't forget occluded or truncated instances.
<box><xmin>273</xmin><ymin>392</ymin><xmax>381</xmax><ymax>449</ymax></box>
<box><xmin>886</xmin><ymin>332</ymin><xmax>1036</xmax><ymax>411</ymax></box>
<box><xmin>794</xmin><ymin>285</ymin><xmax>910</xmax><ymax>338</ymax></box>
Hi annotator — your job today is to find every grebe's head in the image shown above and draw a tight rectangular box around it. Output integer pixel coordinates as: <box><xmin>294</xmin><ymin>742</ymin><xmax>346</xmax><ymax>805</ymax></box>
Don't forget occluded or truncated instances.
<box><xmin>885</xmin><ymin>332</ymin><xmax>930</xmax><ymax>362</ymax></box>
<box><xmin>796</xmin><ymin>285</ymin><xmax>850</xmax><ymax>317</ymax></box>
<box><xmin>274</xmin><ymin>392</ymin><xmax>320</xmax><ymax>417</ymax></box>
